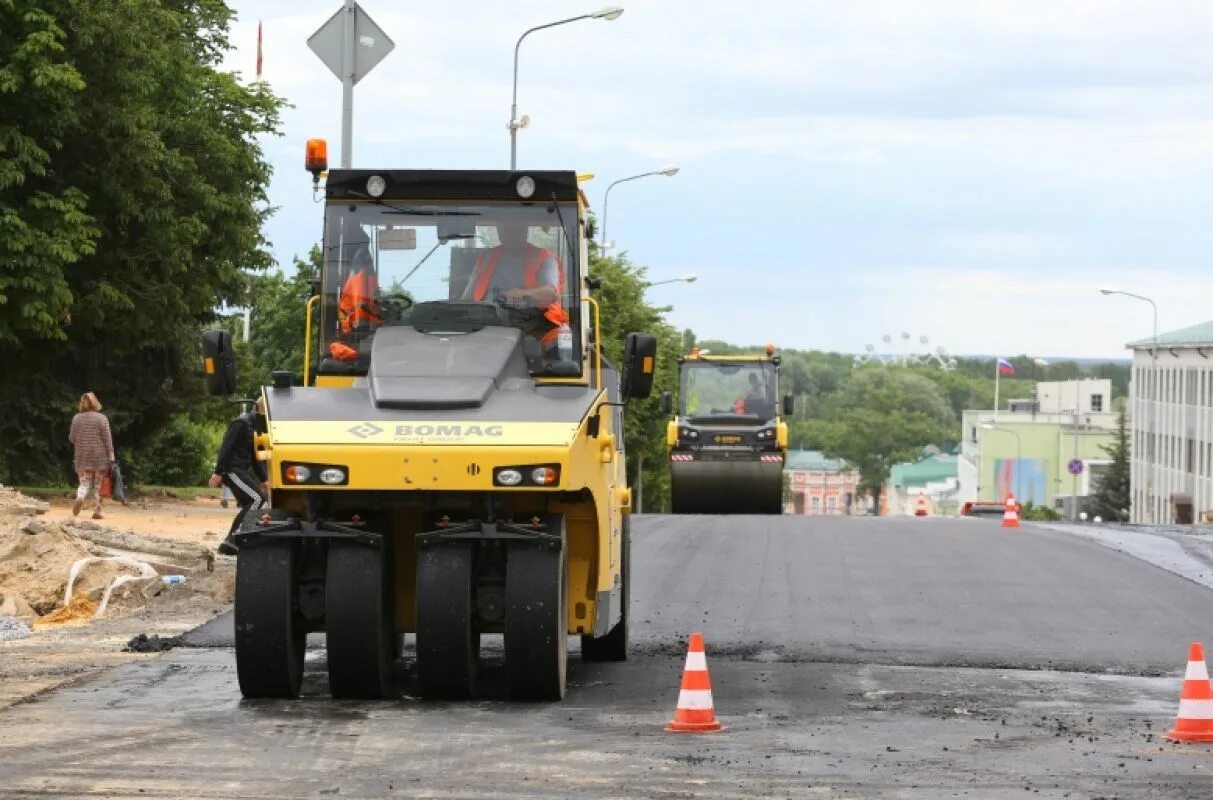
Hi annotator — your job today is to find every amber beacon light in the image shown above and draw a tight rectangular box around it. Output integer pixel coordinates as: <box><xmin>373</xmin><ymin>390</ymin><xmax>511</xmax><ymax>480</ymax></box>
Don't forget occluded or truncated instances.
<box><xmin>305</xmin><ymin>139</ymin><xmax>328</xmax><ymax>184</ymax></box>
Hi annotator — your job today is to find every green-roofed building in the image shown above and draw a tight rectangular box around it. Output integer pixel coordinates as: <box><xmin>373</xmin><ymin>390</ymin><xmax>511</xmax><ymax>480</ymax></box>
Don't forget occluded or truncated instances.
<box><xmin>784</xmin><ymin>450</ymin><xmax>862</xmax><ymax>516</ymax></box>
<box><xmin>886</xmin><ymin>453</ymin><xmax>960</xmax><ymax>516</ymax></box>
<box><xmin>1124</xmin><ymin>319</ymin><xmax>1213</xmax><ymax>525</ymax></box>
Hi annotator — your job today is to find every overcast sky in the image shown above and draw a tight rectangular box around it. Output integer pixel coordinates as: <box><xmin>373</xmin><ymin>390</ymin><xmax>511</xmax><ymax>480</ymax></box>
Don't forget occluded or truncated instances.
<box><xmin>224</xmin><ymin>0</ymin><xmax>1213</xmax><ymax>359</ymax></box>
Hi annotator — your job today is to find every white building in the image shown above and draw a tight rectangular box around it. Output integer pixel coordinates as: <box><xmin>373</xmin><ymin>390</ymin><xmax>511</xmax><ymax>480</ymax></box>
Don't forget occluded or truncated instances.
<box><xmin>1128</xmin><ymin>321</ymin><xmax>1213</xmax><ymax>525</ymax></box>
<box><xmin>1036</xmin><ymin>379</ymin><xmax>1113</xmax><ymax>415</ymax></box>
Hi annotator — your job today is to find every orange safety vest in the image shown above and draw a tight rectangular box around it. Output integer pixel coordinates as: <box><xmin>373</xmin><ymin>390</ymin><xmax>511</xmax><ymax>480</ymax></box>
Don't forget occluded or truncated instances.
<box><xmin>338</xmin><ymin>270</ymin><xmax>381</xmax><ymax>334</ymax></box>
<box><xmin>469</xmin><ymin>245</ymin><xmax>564</xmax><ymax>301</ymax></box>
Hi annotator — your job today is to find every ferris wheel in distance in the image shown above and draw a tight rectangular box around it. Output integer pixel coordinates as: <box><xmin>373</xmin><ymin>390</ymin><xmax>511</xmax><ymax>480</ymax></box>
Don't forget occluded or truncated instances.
<box><xmin>853</xmin><ymin>333</ymin><xmax>958</xmax><ymax>371</ymax></box>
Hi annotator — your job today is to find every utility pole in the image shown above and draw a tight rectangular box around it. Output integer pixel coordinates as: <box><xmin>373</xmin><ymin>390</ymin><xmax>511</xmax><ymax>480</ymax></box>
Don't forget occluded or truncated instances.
<box><xmin>1071</xmin><ymin>409</ymin><xmax>1080</xmax><ymax>520</ymax></box>
<box><xmin>340</xmin><ymin>0</ymin><xmax>354</xmax><ymax>167</ymax></box>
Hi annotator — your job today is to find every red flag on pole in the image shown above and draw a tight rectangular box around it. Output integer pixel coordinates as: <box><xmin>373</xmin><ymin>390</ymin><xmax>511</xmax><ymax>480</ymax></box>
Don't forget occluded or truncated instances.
<box><xmin>256</xmin><ymin>20</ymin><xmax>263</xmax><ymax>78</ymax></box>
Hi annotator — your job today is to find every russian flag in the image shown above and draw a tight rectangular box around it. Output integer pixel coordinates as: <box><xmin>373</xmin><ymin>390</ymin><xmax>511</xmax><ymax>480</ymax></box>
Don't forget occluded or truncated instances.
<box><xmin>997</xmin><ymin>358</ymin><xmax>1015</xmax><ymax>376</ymax></box>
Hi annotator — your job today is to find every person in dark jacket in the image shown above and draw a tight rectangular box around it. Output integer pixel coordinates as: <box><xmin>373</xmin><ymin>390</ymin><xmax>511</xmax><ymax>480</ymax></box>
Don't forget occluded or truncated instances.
<box><xmin>208</xmin><ymin>398</ymin><xmax>268</xmax><ymax>555</ymax></box>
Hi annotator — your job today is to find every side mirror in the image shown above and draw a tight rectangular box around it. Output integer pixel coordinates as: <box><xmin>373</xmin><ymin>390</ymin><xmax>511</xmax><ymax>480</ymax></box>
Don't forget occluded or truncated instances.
<box><xmin>202</xmin><ymin>330</ymin><xmax>237</xmax><ymax>396</ymax></box>
<box><xmin>621</xmin><ymin>332</ymin><xmax>658</xmax><ymax>400</ymax></box>
<box><xmin>660</xmin><ymin>391</ymin><xmax>672</xmax><ymax>415</ymax></box>
<box><xmin>783</xmin><ymin>393</ymin><xmax>795</xmax><ymax>417</ymax></box>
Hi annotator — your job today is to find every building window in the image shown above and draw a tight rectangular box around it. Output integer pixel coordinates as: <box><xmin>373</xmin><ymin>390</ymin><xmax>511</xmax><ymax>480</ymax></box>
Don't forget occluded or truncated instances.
<box><xmin>1090</xmin><ymin>394</ymin><xmax>1103</xmax><ymax>412</ymax></box>
<box><xmin>811</xmin><ymin>496</ymin><xmax>821</xmax><ymax>514</ymax></box>
<box><xmin>827</xmin><ymin>496</ymin><xmax>837</xmax><ymax>514</ymax></box>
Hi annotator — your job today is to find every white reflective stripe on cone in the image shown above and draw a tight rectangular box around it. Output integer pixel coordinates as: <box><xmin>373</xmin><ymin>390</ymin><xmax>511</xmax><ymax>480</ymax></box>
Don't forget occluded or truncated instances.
<box><xmin>1176</xmin><ymin>699</ymin><xmax>1213</xmax><ymax>719</ymax></box>
<box><xmin>684</xmin><ymin>651</ymin><xmax>707</xmax><ymax>671</ymax></box>
<box><xmin>1185</xmin><ymin>661</ymin><xmax>1210</xmax><ymax>681</ymax></box>
<box><xmin>676</xmin><ymin>689</ymin><xmax>715</xmax><ymax>710</ymax></box>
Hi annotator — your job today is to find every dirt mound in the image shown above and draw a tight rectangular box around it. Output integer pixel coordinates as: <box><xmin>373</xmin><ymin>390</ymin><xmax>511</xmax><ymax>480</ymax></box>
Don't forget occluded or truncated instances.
<box><xmin>0</xmin><ymin>485</ymin><xmax>232</xmax><ymax>626</ymax></box>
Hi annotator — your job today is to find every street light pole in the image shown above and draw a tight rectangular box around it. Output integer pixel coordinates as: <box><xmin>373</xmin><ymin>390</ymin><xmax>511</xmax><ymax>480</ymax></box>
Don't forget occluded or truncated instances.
<box><xmin>510</xmin><ymin>7</ymin><xmax>624</xmax><ymax>170</ymax></box>
<box><xmin>1098</xmin><ymin>288</ymin><xmax>1158</xmax><ymax>522</ymax></box>
<box><xmin>599</xmin><ymin>166</ymin><xmax>680</xmax><ymax>254</ymax></box>
<box><xmin>644</xmin><ymin>274</ymin><xmax>697</xmax><ymax>288</ymax></box>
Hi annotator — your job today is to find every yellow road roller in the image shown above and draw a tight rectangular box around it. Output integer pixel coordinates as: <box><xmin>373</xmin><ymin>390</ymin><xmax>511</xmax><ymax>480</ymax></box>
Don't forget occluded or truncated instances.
<box><xmin>202</xmin><ymin>141</ymin><xmax>656</xmax><ymax>700</ymax></box>
<box><xmin>661</xmin><ymin>347</ymin><xmax>792</xmax><ymax>514</ymax></box>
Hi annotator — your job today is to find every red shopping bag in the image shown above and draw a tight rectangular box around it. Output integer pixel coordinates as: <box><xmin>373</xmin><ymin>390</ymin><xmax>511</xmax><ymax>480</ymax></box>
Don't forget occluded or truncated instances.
<box><xmin>100</xmin><ymin>474</ymin><xmax>113</xmax><ymax>498</ymax></box>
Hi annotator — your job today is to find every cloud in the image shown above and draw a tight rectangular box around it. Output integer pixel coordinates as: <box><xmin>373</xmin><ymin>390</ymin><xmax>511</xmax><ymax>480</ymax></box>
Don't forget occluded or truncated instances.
<box><xmin>221</xmin><ymin>0</ymin><xmax>1213</xmax><ymax>361</ymax></box>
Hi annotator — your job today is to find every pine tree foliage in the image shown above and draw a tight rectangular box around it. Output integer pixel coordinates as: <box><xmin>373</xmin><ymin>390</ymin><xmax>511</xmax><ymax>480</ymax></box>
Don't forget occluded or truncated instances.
<box><xmin>1091</xmin><ymin>406</ymin><xmax>1131</xmax><ymax>522</ymax></box>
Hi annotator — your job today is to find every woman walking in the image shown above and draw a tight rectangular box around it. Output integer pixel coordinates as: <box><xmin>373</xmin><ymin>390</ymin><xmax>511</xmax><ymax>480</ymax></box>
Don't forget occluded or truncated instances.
<box><xmin>69</xmin><ymin>392</ymin><xmax>115</xmax><ymax>520</ymax></box>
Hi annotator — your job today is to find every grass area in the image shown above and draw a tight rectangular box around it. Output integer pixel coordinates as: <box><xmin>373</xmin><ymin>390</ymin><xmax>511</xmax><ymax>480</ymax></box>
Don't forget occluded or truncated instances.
<box><xmin>15</xmin><ymin>485</ymin><xmax>220</xmax><ymax>502</ymax></box>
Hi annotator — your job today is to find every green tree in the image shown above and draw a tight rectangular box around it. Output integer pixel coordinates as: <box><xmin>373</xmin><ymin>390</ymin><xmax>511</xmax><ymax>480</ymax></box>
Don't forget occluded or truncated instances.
<box><xmin>812</xmin><ymin>366</ymin><xmax>955</xmax><ymax>492</ymax></box>
<box><xmin>1090</xmin><ymin>406</ymin><xmax>1131</xmax><ymax>522</ymax></box>
<box><xmin>588</xmin><ymin>249</ymin><xmax>681</xmax><ymax>512</ymax></box>
<box><xmin>0</xmin><ymin>0</ymin><xmax>284</xmax><ymax>483</ymax></box>
<box><xmin>244</xmin><ymin>246</ymin><xmax>322</xmax><ymax>391</ymax></box>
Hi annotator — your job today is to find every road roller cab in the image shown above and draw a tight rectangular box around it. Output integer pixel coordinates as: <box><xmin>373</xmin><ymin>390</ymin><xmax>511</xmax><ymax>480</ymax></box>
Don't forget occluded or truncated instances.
<box><xmin>661</xmin><ymin>346</ymin><xmax>792</xmax><ymax>514</ymax></box>
<box><xmin>201</xmin><ymin>149</ymin><xmax>657</xmax><ymax>701</ymax></box>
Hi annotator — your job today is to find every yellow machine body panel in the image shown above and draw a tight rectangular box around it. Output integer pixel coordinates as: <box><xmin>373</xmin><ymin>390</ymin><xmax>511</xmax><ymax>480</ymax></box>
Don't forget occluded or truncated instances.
<box><xmin>261</xmin><ymin>389</ymin><xmax>627</xmax><ymax>635</ymax></box>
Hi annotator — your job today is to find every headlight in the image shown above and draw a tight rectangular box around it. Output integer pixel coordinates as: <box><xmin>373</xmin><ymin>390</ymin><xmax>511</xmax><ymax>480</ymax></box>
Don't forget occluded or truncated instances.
<box><xmin>285</xmin><ymin>465</ymin><xmax>312</xmax><ymax>483</ymax></box>
<box><xmin>366</xmin><ymin>175</ymin><xmax>386</xmax><ymax>197</ymax></box>
<box><xmin>531</xmin><ymin>467</ymin><xmax>558</xmax><ymax>486</ymax></box>
<box><xmin>496</xmin><ymin>469</ymin><xmax>523</xmax><ymax>486</ymax></box>
<box><xmin>319</xmin><ymin>468</ymin><xmax>346</xmax><ymax>485</ymax></box>
<box><xmin>679</xmin><ymin>427</ymin><xmax>699</xmax><ymax>439</ymax></box>
<box><xmin>515</xmin><ymin>175</ymin><xmax>536</xmax><ymax>198</ymax></box>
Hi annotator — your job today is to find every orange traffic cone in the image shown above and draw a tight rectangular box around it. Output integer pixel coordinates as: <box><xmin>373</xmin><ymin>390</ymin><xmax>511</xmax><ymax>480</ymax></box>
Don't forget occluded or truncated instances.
<box><xmin>1001</xmin><ymin>495</ymin><xmax>1020</xmax><ymax>529</ymax></box>
<box><xmin>666</xmin><ymin>632</ymin><xmax>723</xmax><ymax>733</ymax></box>
<box><xmin>1167</xmin><ymin>642</ymin><xmax>1213</xmax><ymax>742</ymax></box>
<box><xmin>914</xmin><ymin>492</ymin><xmax>929</xmax><ymax>517</ymax></box>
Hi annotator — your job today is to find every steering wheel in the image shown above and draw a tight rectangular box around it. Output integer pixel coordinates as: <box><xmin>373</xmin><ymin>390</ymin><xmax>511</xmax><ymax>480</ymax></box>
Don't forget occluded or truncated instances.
<box><xmin>378</xmin><ymin>292</ymin><xmax>414</xmax><ymax>322</ymax></box>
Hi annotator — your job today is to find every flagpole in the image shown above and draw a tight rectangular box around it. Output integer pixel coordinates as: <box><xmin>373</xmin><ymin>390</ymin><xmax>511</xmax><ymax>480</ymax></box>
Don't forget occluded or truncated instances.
<box><xmin>994</xmin><ymin>359</ymin><xmax>1000</xmax><ymax>422</ymax></box>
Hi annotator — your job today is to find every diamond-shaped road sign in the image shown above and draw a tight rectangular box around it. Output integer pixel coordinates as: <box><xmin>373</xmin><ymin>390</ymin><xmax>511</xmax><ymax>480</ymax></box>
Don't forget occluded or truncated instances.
<box><xmin>308</xmin><ymin>2</ymin><xmax>395</xmax><ymax>85</ymax></box>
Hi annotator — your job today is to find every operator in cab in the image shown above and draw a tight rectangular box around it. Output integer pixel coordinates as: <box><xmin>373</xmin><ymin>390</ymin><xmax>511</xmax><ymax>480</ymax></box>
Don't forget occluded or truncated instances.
<box><xmin>462</xmin><ymin>218</ymin><xmax>570</xmax><ymax>361</ymax></box>
<box><xmin>461</xmin><ymin>218</ymin><xmax>562</xmax><ymax>308</ymax></box>
<box><xmin>329</xmin><ymin>246</ymin><xmax>382</xmax><ymax>362</ymax></box>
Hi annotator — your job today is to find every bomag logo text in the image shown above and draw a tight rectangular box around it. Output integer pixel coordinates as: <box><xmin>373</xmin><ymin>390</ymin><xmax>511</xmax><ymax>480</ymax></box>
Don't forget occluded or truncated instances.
<box><xmin>393</xmin><ymin>424</ymin><xmax>504</xmax><ymax>438</ymax></box>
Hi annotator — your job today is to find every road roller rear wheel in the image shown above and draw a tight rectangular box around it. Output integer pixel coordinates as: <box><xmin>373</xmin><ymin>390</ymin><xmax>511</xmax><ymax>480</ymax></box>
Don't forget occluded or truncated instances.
<box><xmin>581</xmin><ymin>516</ymin><xmax>629</xmax><ymax>662</ymax></box>
<box><xmin>505</xmin><ymin>516</ymin><xmax>567</xmax><ymax>700</ymax></box>
<box><xmin>326</xmin><ymin>539</ymin><xmax>399</xmax><ymax>699</ymax></box>
<box><xmin>416</xmin><ymin>544</ymin><xmax>477</xmax><ymax>699</ymax></box>
<box><xmin>235</xmin><ymin>540</ymin><xmax>305</xmax><ymax>698</ymax></box>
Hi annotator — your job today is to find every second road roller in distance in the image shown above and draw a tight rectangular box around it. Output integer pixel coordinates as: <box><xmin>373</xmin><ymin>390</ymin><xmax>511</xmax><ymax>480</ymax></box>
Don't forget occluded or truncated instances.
<box><xmin>661</xmin><ymin>346</ymin><xmax>793</xmax><ymax>514</ymax></box>
<box><xmin>202</xmin><ymin>139</ymin><xmax>658</xmax><ymax>701</ymax></box>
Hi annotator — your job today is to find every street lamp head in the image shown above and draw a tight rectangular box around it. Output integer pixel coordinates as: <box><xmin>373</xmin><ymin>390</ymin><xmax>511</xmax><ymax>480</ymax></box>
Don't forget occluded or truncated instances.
<box><xmin>681</xmin><ymin>273</ymin><xmax>697</xmax><ymax>283</ymax></box>
<box><xmin>658</xmin><ymin>165</ymin><xmax>680</xmax><ymax>176</ymax></box>
<box><xmin>1098</xmin><ymin>287</ymin><xmax>1117</xmax><ymax>295</ymax></box>
<box><xmin>591</xmin><ymin>6</ymin><xmax>625</xmax><ymax>20</ymax></box>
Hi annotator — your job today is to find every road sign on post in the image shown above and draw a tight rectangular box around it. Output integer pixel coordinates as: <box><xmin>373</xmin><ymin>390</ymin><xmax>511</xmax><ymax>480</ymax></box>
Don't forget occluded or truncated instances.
<box><xmin>1068</xmin><ymin>458</ymin><xmax>1084</xmax><ymax>476</ymax></box>
<box><xmin>308</xmin><ymin>1</ymin><xmax>395</xmax><ymax>168</ymax></box>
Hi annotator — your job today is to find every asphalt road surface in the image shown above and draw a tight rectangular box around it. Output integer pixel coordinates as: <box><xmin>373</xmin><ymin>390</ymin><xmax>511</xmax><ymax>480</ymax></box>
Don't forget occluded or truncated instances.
<box><xmin>2</xmin><ymin>515</ymin><xmax>1212</xmax><ymax>799</ymax></box>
